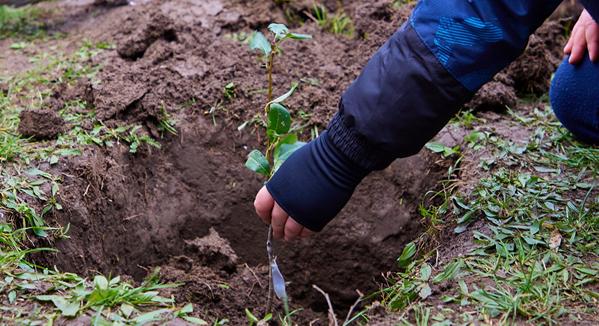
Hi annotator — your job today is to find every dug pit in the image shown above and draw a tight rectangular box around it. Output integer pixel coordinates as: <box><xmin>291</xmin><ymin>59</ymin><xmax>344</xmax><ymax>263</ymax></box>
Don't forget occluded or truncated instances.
<box><xmin>33</xmin><ymin>118</ymin><xmax>450</xmax><ymax>321</ymax></box>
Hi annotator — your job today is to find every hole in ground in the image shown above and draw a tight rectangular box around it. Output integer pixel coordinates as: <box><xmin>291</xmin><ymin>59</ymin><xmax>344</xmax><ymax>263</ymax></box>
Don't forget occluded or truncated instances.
<box><xmin>35</xmin><ymin>120</ymin><xmax>449</xmax><ymax>318</ymax></box>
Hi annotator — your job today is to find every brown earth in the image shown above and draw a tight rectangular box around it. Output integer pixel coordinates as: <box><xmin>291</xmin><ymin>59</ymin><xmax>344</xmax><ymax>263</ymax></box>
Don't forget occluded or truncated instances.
<box><xmin>18</xmin><ymin>109</ymin><xmax>66</xmax><ymax>140</ymax></box>
<box><xmin>10</xmin><ymin>0</ymin><xmax>578</xmax><ymax>324</ymax></box>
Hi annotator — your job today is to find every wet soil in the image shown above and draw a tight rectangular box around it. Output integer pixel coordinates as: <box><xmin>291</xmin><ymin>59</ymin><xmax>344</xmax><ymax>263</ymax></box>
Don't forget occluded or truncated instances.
<box><xmin>17</xmin><ymin>0</ymin><xmax>575</xmax><ymax>323</ymax></box>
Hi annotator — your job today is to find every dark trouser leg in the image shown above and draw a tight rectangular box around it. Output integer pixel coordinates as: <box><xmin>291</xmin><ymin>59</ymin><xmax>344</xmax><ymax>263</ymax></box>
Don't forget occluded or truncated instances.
<box><xmin>550</xmin><ymin>55</ymin><xmax>599</xmax><ymax>144</ymax></box>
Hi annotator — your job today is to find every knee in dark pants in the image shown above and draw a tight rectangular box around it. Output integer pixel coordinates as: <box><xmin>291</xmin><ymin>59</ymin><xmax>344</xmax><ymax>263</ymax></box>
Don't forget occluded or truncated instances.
<box><xmin>549</xmin><ymin>56</ymin><xmax>599</xmax><ymax>144</ymax></box>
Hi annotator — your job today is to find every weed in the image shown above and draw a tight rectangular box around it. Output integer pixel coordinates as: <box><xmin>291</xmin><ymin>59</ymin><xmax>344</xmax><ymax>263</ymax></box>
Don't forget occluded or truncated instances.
<box><xmin>223</xmin><ymin>82</ymin><xmax>236</xmax><ymax>101</ymax></box>
<box><xmin>158</xmin><ymin>103</ymin><xmax>178</xmax><ymax>136</ymax></box>
<box><xmin>245</xmin><ymin>23</ymin><xmax>311</xmax><ymax>318</ymax></box>
<box><xmin>309</xmin><ymin>3</ymin><xmax>355</xmax><ymax>37</ymax></box>
<box><xmin>425</xmin><ymin>142</ymin><xmax>461</xmax><ymax>158</ymax></box>
<box><xmin>205</xmin><ymin>100</ymin><xmax>227</xmax><ymax>126</ymax></box>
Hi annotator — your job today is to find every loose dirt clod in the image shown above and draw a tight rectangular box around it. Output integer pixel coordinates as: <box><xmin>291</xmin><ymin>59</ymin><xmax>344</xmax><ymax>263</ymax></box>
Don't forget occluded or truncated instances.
<box><xmin>17</xmin><ymin>109</ymin><xmax>66</xmax><ymax>140</ymax></box>
<box><xmin>184</xmin><ymin>228</ymin><xmax>238</xmax><ymax>274</ymax></box>
<box><xmin>116</xmin><ymin>11</ymin><xmax>178</xmax><ymax>60</ymax></box>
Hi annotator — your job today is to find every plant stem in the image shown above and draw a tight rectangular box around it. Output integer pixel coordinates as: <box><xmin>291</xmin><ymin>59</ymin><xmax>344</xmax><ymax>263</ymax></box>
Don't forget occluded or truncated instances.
<box><xmin>266</xmin><ymin>224</ymin><xmax>274</xmax><ymax>313</ymax></box>
<box><xmin>267</xmin><ymin>50</ymin><xmax>275</xmax><ymax>105</ymax></box>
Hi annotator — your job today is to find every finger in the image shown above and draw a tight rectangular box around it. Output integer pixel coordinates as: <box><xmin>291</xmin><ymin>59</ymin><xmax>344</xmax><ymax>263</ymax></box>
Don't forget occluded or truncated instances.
<box><xmin>300</xmin><ymin>228</ymin><xmax>314</xmax><ymax>238</ymax></box>
<box><xmin>587</xmin><ymin>25</ymin><xmax>599</xmax><ymax>62</ymax></box>
<box><xmin>564</xmin><ymin>26</ymin><xmax>577</xmax><ymax>54</ymax></box>
<box><xmin>271</xmin><ymin>203</ymin><xmax>288</xmax><ymax>240</ymax></box>
<box><xmin>284</xmin><ymin>218</ymin><xmax>303</xmax><ymax>241</ymax></box>
<box><xmin>569</xmin><ymin>30</ymin><xmax>587</xmax><ymax>64</ymax></box>
<box><xmin>254</xmin><ymin>186</ymin><xmax>275</xmax><ymax>224</ymax></box>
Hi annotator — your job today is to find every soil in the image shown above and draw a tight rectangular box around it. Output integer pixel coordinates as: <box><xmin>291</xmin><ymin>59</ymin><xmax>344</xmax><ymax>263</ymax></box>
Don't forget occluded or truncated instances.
<box><xmin>7</xmin><ymin>0</ymin><xmax>577</xmax><ymax>324</ymax></box>
<box><xmin>17</xmin><ymin>109</ymin><xmax>66</xmax><ymax>140</ymax></box>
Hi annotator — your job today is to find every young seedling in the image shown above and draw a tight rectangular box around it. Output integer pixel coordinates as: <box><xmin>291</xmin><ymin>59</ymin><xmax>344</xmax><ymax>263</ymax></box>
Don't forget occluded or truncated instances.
<box><xmin>245</xmin><ymin>23</ymin><xmax>312</xmax><ymax>317</ymax></box>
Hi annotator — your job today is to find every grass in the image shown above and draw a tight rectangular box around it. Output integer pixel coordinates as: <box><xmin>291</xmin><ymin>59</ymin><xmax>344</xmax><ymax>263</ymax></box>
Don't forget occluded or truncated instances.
<box><xmin>381</xmin><ymin>103</ymin><xmax>598</xmax><ymax>324</ymax></box>
<box><xmin>309</xmin><ymin>3</ymin><xmax>355</xmax><ymax>38</ymax></box>
<box><xmin>0</xmin><ymin>5</ymin><xmax>45</xmax><ymax>39</ymax></box>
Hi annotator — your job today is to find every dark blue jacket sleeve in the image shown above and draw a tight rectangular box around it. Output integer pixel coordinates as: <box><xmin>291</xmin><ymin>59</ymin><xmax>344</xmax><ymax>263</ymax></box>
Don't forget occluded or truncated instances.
<box><xmin>267</xmin><ymin>0</ymin><xmax>562</xmax><ymax>232</ymax></box>
<box><xmin>580</xmin><ymin>0</ymin><xmax>599</xmax><ymax>21</ymax></box>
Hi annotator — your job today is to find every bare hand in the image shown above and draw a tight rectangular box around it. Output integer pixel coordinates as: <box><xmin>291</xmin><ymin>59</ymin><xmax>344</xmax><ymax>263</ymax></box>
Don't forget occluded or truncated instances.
<box><xmin>254</xmin><ymin>186</ymin><xmax>314</xmax><ymax>241</ymax></box>
<box><xmin>564</xmin><ymin>9</ymin><xmax>599</xmax><ymax>64</ymax></box>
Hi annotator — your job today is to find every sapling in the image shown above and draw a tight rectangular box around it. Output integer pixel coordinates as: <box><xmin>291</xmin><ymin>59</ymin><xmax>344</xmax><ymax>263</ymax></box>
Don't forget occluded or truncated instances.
<box><xmin>245</xmin><ymin>23</ymin><xmax>312</xmax><ymax>316</ymax></box>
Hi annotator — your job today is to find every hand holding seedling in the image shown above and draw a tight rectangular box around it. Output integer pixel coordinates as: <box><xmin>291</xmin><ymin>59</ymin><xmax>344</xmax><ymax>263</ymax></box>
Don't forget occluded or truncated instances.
<box><xmin>564</xmin><ymin>9</ymin><xmax>599</xmax><ymax>63</ymax></box>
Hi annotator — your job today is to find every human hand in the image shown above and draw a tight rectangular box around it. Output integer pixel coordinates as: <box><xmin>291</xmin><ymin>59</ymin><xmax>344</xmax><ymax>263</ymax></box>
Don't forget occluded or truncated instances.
<box><xmin>564</xmin><ymin>9</ymin><xmax>599</xmax><ymax>64</ymax></box>
<box><xmin>254</xmin><ymin>186</ymin><xmax>314</xmax><ymax>241</ymax></box>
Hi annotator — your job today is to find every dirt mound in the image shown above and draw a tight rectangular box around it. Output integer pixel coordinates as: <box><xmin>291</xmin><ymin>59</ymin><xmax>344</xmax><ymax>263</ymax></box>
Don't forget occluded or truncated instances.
<box><xmin>18</xmin><ymin>109</ymin><xmax>65</xmax><ymax>140</ymax></box>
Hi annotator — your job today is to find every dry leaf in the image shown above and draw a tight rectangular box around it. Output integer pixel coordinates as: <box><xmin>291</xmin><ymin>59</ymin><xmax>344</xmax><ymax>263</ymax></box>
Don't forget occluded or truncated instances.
<box><xmin>549</xmin><ymin>230</ymin><xmax>562</xmax><ymax>250</ymax></box>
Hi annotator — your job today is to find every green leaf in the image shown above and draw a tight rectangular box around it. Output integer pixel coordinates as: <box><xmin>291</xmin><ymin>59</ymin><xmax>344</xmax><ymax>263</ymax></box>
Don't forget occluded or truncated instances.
<box><xmin>270</xmin><ymin>82</ymin><xmax>298</xmax><ymax>104</ymax></box>
<box><xmin>33</xmin><ymin>227</ymin><xmax>47</xmax><ymax>237</ymax></box>
<box><xmin>397</xmin><ymin>242</ymin><xmax>416</xmax><ymax>268</ymax></box>
<box><xmin>433</xmin><ymin>260</ymin><xmax>462</xmax><ymax>283</ymax></box>
<box><xmin>120</xmin><ymin>304</ymin><xmax>134</xmax><ymax>318</ymax></box>
<box><xmin>523</xmin><ymin>236</ymin><xmax>544</xmax><ymax>245</ymax></box>
<box><xmin>273</xmin><ymin>141</ymin><xmax>305</xmax><ymax>173</ymax></box>
<box><xmin>249</xmin><ymin>31</ymin><xmax>271</xmax><ymax>56</ymax></box>
<box><xmin>49</xmin><ymin>155</ymin><xmax>59</xmax><ymax>165</ymax></box>
<box><xmin>94</xmin><ymin>275</ymin><xmax>109</xmax><ymax>290</ymax></box>
<box><xmin>26</xmin><ymin>167</ymin><xmax>52</xmax><ymax>179</ymax></box>
<box><xmin>8</xmin><ymin>291</ymin><xmax>16</xmax><ymax>304</ymax></box>
<box><xmin>133</xmin><ymin>309</ymin><xmax>170</xmax><ymax>324</ymax></box>
<box><xmin>418</xmin><ymin>284</ymin><xmax>432</xmax><ymax>299</ymax></box>
<box><xmin>454</xmin><ymin>224</ymin><xmax>469</xmax><ymax>234</ymax></box>
<box><xmin>420</xmin><ymin>264</ymin><xmax>432</xmax><ymax>281</ymax></box>
<box><xmin>458</xmin><ymin>279</ymin><xmax>469</xmax><ymax>295</ymax></box>
<box><xmin>109</xmin><ymin>276</ymin><xmax>120</xmax><ymax>286</ymax></box>
<box><xmin>35</xmin><ymin>295</ymin><xmax>79</xmax><ymax>317</ymax></box>
<box><xmin>288</xmin><ymin>33</ymin><xmax>312</xmax><ymax>40</ymax></box>
<box><xmin>268</xmin><ymin>23</ymin><xmax>289</xmax><ymax>40</ymax></box>
<box><xmin>267</xmin><ymin>103</ymin><xmax>291</xmax><ymax>135</ymax></box>
<box><xmin>245</xmin><ymin>308</ymin><xmax>259</xmax><ymax>323</ymax></box>
<box><xmin>425</xmin><ymin>142</ymin><xmax>447</xmax><ymax>153</ymax></box>
<box><xmin>268</xmin><ymin>23</ymin><xmax>312</xmax><ymax>41</ymax></box>
<box><xmin>57</xmin><ymin>301</ymin><xmax>80</xmax><ymax>317</ymax></box>
<box><xmin>180</xmin><ymin>303</ymin><xmax>193</xmax><ymax>314</ymax></box>
<box><xmin>245</xmin><ymin>150</ymin><xmax>270</xmax><ymax>177</ymax></box>
<box><xmin>10</xmin><ymin>42</ymin><xmax>27</xmax><ymax>50</ymax></box>
<box><xmin>182</xmin><ymin>316</ymin><xmax>208</xmax><ymax>325</ymax></box>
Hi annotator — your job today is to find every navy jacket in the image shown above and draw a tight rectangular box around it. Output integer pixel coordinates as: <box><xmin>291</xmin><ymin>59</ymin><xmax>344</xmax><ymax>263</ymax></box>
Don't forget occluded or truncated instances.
<box><xmin>267</xmin><ymin>0</ymin><xmax>597</xmax><ymax>232</ymax></box>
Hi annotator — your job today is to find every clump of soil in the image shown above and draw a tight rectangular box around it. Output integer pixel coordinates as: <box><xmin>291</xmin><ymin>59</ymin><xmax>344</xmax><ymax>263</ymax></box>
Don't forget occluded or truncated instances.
<box><xmin>17</xmin><ymin>109</ymin><xmax>65</xmax><ymax>140</ymax></box>
<box><xmin>116</xmin><ymin>11</ymin><xmax>177</xmax><ymax>60</ymax></box>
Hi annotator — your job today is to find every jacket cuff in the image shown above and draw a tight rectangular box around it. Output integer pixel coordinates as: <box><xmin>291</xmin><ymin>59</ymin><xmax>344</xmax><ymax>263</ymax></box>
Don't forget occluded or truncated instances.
<box><xmin>327</xmin><ymin>110</ymin><xmax>396</xmax><ymax>171</ymax></box>
<box><xmin>266</xmin><ymin>131</ymin><xmax>369</xmax><ymax>232</ymax></box>
<box><xmin>581</xmin><ymin>0</ymin><xmax>599</xmax><ymax>21</ymax></box>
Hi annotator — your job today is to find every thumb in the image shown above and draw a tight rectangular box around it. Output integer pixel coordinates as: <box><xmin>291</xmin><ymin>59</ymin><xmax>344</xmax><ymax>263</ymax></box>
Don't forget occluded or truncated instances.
<box><xmin>254</xmin><ymin>186</ymin><xmax>275</xmax><ymax>224</ymax></box>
